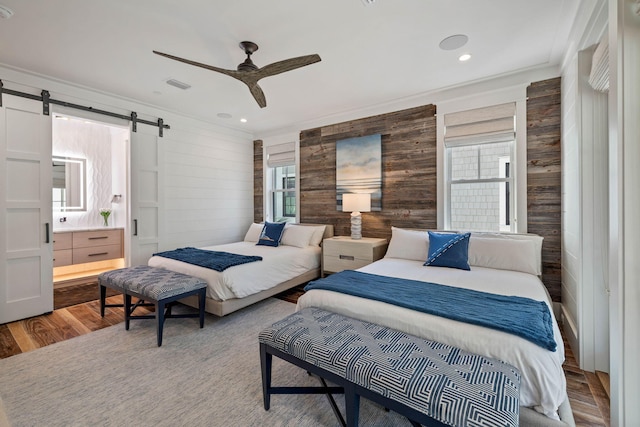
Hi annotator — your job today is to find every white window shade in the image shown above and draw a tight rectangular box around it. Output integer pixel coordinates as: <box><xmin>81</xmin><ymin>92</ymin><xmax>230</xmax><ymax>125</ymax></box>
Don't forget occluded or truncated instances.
<box><xmin>444</xmin><ymin>102</ymin><xmax>516</xmax><ymax>147</ymax></box>
<box><xmin>266</xmin><ymin>142</ymin><xmax>295</xmax><ymax>167</ymax></box>
<box><xmin>588</xmin><ymin>32</ymin><xmax>609</xmax><ymax>93</ymax></box>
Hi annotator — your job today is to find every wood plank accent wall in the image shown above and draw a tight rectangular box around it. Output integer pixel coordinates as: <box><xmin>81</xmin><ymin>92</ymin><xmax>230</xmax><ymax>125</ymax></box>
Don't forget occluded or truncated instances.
<box><xmin>299</xmin><ymin>105</ymin><xmax>437</xmax><ymax>240</ymax></box>
<box><xmin>253</xmin><ymin>140</ymin><xmax>263</xmax><ymax>223</ymax></box>
<box><xmin>527</xmin><ymin>77</ymin><xmax>562</xmax><ymax>302</ymax></box>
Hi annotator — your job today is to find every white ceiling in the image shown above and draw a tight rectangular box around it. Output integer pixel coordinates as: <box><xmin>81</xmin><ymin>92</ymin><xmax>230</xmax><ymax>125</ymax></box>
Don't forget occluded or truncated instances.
<box><xmin>0</xmin><ymin>0</ymin><xmax>579</xmax><ymax>136</ymax></box>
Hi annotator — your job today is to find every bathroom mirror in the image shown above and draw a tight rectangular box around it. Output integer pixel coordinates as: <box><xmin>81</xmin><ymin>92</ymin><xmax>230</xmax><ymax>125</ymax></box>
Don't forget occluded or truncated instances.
<box><xmin>52</xmin><ymin>156</ymin><xmax>86</xmax><ymax>211</ymax></box>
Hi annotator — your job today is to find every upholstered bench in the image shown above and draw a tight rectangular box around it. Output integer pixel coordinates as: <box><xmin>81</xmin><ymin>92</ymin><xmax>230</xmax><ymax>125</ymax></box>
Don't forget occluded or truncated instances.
<box><xmin>98</xmin><ymin>265</ymin><xmax>207</xmax><ymax>346</ymax></box>
<box><xmin>259</xmin><ymin>308</ymin><xmax>521</xmax><ymax>427</ymax></box>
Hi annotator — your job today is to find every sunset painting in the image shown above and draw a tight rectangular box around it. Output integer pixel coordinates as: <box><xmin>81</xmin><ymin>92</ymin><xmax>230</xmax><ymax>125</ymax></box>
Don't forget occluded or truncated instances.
<box><xmin>336</xmin><ymin>134</ymin><xmax>382</xmax><ymax>211</ymax></box>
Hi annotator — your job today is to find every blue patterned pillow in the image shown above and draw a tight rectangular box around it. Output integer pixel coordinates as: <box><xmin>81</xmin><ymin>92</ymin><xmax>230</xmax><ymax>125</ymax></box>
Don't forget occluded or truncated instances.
<box><xmin>257</xmin><ymin>222</ymin><xmax>286</xmax><ymax>247</ymax></box>
<box><xmin>424</xmin><ymin>232</ymin><xmax>471</xmax><ymax>270</ymax></box>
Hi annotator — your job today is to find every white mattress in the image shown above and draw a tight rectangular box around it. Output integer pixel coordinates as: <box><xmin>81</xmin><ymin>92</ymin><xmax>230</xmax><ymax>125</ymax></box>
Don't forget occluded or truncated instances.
<box><xmin>148</xmin><ymin>242</ymin><xmax>321</xmax><ymax>300</ymax></box>
<box><xmin>296</xmin><ymin>258</ymin><xmax>567</xmax><ymax>420</ymax></box>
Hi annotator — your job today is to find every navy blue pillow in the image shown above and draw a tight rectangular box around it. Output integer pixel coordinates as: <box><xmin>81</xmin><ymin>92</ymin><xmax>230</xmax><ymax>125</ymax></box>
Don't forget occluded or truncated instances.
<box><xmin>424</xmin><ymin>232</ymin><xmax>471</xmax><ymax>270</ymax></box>
<box><xmin>257</xmin><ymin>222</ymin><xmax>286</xmax><ymax>247</ymax></box>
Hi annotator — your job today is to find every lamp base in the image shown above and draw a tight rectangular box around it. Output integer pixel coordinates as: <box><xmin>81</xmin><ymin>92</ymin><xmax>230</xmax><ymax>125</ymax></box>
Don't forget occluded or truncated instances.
<box><xmin>350</xmin><ymin>212</ymin><xmax>362</xmax><ymax>239</ymax></box>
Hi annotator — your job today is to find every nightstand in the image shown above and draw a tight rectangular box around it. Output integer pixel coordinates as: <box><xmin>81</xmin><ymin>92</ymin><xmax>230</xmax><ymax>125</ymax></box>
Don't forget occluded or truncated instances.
<box><xmin>322</xmin><ymin>236</ymin><xmax>388</xmax><ymax>276</ymax></box>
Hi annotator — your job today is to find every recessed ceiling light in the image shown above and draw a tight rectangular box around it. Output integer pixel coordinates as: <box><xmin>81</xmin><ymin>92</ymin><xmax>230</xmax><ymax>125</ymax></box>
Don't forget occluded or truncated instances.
<box><xmin>458</xmin><ymin>53</ymin><xmax>472</xmax><ymax>62</ymax></box>
<box><xmin>240</xmin><ymin>118</ymin><xmax>248</xmax><ymax>123</ymax></box>
<box><xmin>0</xmin><ymin>5</ymin><xmax>14</xmax><ymax>19</ymax></box>
<box><xmin>439</xmin><ymin>34</ymin><xmax>469</xmax><ymax>51</ymax></box>
<box><xmin>217</xmin><ymin>113</ymin><xmax>232</xmax><ymax>119</ymax></box>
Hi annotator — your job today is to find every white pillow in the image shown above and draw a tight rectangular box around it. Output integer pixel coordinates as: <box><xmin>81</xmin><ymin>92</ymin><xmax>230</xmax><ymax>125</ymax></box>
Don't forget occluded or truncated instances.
<box><xmin>468</xmin><ymin>236</ymin><xmax>539</xmax><ymax>275</ymax></box>
<box><xmin>384</xmin><ymin>227</ymin><xmax>429</xmax><ymax>262</ymax></box>
<box><xmin>243</xmin><ymin>223</ymin><xmax>263</xmax><ymax>243</ymax></box>
<box><xmin>308</xmin><ymin>225</ymin><xmax>327</xmax><ymax>246</ymax></box>
<box><xmin>281</xmin><ymin>225</ymin><xmax>317</xmax><ymax>248</ymax></box>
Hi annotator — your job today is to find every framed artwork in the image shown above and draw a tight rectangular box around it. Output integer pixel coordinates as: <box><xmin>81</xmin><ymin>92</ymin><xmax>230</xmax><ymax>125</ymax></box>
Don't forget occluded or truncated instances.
<box><xmin>336</xmin><ymin>134</ymin><xmax>382</xmax><ymax>211</ymax></box>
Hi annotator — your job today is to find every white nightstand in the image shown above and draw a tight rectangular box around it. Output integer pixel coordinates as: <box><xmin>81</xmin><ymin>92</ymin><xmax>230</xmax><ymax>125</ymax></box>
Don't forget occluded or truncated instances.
<box><xmin>322</xmin><ymin>236</ymin><xmax>388</xmax><ymax>276</ymax></box>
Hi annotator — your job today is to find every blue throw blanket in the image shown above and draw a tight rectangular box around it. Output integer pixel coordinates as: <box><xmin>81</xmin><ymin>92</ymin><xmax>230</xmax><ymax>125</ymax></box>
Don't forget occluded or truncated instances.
<box><xmin>304</xmin><ymin>270</ymin><xmax>556</xmax><ymax>351</ymax></box>
<box><xmin>153</xmin><ymin>247</ymin><xmax>262</xmax><ymax>272</ymax></box>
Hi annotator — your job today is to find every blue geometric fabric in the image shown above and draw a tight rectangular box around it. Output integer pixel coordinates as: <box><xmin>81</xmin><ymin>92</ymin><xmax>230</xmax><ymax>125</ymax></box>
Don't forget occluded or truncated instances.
<box><xmin>98</xmin><ymin>265</ymin><xmax>206</xmax><ymax>300</ymax></box>
<box><xmin>260</xmin><ymin>308</ymin><xmax>521</xmax><ymax>427</ymax></box>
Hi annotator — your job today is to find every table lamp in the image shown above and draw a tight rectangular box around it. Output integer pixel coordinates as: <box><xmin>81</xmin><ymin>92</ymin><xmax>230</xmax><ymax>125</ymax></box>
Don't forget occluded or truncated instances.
<box><xmin>342</xmin><ymin>193</ymin><xmax>371</xmax><ymax>239</ymax></box>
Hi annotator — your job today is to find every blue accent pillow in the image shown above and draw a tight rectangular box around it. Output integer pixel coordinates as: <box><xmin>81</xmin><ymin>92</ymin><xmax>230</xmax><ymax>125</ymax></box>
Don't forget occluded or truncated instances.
<box><xmin>424</xmin><ymin>232</ymin><xmax>471</xmax><ymax>270</ymax></box>
<box><xmin>257</xmin><ymin>222</ymin><xmax>286</xmax><ymax>247</ymax></box>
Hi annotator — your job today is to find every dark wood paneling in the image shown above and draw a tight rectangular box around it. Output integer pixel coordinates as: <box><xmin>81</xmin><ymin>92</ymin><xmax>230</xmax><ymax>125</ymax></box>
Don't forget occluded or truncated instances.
<box><xmin>299</xmin><ymin>105</ymin><xmax>437</xmax><ymax>240</ymax></box>
<box><xmin>527</xmin><ymin>77</ymin><xmax>562</xmax><ymax>302</ymax></box>
<box><xmin>253</xmin><ymin>140</ymin><xmax>263</xmax><ymax>223</ymax></box>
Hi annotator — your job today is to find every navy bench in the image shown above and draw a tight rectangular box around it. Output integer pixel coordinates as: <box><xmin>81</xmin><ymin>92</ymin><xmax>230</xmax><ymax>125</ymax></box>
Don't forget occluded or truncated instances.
<box><xmin>259</xmin><ymin>308</ymin><xmax>521</xmax><ymax>427</ymax></box>
<box><xmin>98</xmin><ymin>265</ymin><xmax>207</xmax><ymax>346</ymax></box>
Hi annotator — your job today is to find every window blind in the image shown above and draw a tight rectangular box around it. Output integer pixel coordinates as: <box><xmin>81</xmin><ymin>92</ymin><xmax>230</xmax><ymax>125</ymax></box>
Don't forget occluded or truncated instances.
<box><xmin>266</xmin><ymin>142</ymin><xmax>295</xmax><ymax>168</ymax></box>
<box><xmin>444</xmin><ymin>102</ymin><xmax>516</xmax><ymax>147</ymax></box>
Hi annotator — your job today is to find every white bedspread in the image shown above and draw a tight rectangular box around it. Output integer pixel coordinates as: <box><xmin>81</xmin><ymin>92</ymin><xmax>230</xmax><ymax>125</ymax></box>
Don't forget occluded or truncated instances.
<box><xmin>148</xmin><ymin>242</ymin><xmax>320</xmax><ymax>300</ymax></box>
<box><xmin>296</xmin><ymin>258</ymin><xmax>566</xmax><ymax>420</ymax></box>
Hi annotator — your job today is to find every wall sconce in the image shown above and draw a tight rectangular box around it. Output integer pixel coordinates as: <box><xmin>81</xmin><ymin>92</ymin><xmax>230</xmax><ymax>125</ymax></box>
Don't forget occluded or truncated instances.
<box><xmin>342</xmin><ymin>193</ymin><xmax>371</xmax><ymax>240</ymax></box>
<box><xmin>110</xmin><ymin>194</ymin><xmax>122</xmax><ymax>204</ymax></box>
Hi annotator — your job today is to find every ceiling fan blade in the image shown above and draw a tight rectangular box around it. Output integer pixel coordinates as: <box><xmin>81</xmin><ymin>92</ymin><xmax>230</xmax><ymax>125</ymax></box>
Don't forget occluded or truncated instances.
<box><xmin>247</xmin><ymin>83</ymin><xmax>267</xmax><ymax>108</ymax></box>
<box><xmin>152</xmin><ymin>50</ymin><xmax>242</xmax><ymax>79</ymax></box>
<box><xmin>256</xmin><ymin>54</ymin><xmax>321</xmax><ymax>79</ymax></box>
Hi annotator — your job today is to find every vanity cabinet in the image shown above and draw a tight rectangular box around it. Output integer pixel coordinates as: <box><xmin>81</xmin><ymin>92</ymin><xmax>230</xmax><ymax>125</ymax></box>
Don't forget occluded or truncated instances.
<box><xmin>53</xmin><ymin>229</ymin><xmax>123</xmax><ymax>267</ymax></box>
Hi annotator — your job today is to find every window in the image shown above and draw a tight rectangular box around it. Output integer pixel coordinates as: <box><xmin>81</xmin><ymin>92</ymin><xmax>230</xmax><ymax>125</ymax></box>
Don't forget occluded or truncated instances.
<box><xmin>272</xmin><ymin>165</ymin><xmax>296</xmax><ymax>221</ymax></box>
<box><xmin>266</xmin><ymin>142</ymin><xmax>297</xmax><ymax>223</ymax></box>
<box><xmin>444</xmin><ymin>103</ymin><xmax>516</xmax><ymax>232</ymax></box>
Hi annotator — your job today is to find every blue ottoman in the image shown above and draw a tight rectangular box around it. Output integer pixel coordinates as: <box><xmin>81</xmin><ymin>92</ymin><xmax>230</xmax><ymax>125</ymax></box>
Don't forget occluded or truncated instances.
<box><xmin>98</xmin><ymin>265</ymin><xmax>207</xmax><ymax>346</ymax></box>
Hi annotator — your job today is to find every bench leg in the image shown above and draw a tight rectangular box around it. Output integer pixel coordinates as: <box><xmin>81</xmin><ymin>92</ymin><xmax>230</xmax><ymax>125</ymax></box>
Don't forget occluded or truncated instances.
<box><xmin>260</xmin><ymin>343</ymin><xmax>272</xmax><ymax>410</ymax></box>
<box><xmin>157</xmin><ymin>300</ymin><xmax>165</xmax><ymax>347</ymax></box>
<box><xmin>124</xmin><ymin>294</ymin><xmax>132</xmax><ymax>330</ymax></box>
<box><xmin>344</xmin><ymin>382</ymin><xmax>360</xmax><ymax>427</ymax></box>
<box><xmin>99</xmin><ymin>285</ymin><xmax>106</xmax><ymax>317</ymax></box>
<box><xmin>198</xmin><ymin>289</ymin><xmax>206</xmax><ymax>328</ymax></box>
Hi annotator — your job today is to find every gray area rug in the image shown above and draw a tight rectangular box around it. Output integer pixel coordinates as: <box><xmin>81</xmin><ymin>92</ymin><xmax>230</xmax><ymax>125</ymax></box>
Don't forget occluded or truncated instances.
<box><xmin>0</xmin><ymin>298</ymin><xmax>411</xmax><ymax>426</ymax></box>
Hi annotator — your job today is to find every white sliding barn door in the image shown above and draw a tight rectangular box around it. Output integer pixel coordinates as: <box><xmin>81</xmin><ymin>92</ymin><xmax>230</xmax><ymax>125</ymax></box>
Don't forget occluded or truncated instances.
<box><xmin>129</xmin><ymin>125</ymin><xmax>163</xmax><ymax>266</ymax></box>
<box><xmin>0</xmin><ymin>95</ymin><xmax>53</xmax><ymax>323</ymax></box>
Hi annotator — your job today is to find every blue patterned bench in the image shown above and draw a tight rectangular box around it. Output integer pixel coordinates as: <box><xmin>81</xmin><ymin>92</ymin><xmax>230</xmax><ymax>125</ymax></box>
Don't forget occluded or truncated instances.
<box><xmin>98</xmin><ymin>265</ymin><xmax>207</xmax><ymax>346</ymax></box>
<box><xmin>259</xmin><ymin>308</ymin><xmax>521</xmax><ymax>427</ymax></box>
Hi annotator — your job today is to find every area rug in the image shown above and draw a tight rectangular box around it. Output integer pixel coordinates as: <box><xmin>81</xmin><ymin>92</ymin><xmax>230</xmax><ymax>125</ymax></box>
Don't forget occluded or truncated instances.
<box><xmin>0</xmin><ymin>298</ymin><xmax>409</xmax><ymax>426</ymax></box>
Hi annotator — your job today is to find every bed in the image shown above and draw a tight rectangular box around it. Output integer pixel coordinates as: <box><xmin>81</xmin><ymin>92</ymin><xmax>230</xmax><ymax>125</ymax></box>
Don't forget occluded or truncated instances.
<box><xmin>148</xmin><ymin>223</ymin><xmax>333</xmax><ymax>316</ymax></box>
<box><xmin>297</xmin><ymin>227</ymin><xmax>574</xmax><ymax>426</ymax></box>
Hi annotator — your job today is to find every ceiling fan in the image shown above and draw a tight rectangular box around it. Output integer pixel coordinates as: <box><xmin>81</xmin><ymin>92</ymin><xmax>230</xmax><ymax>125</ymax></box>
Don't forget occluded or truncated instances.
<box><xmin>153</xmin><ymin>41</ymin><xmax>321</xmax><ymax>108</ymax></box>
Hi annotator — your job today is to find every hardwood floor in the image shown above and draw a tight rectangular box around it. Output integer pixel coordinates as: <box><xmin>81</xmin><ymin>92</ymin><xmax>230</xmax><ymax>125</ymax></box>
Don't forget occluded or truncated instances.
<box><xmin>0</xmin><ymin>285</ymin><xmax>610</xmax><ymax>426</ymax></box>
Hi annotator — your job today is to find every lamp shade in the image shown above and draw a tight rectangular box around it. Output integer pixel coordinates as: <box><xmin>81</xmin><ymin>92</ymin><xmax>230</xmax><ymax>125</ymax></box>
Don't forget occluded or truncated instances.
<box><xmin>342</xmin><ymin>193</ymin><xmax>371</xmax><ymax>213</ymax></box>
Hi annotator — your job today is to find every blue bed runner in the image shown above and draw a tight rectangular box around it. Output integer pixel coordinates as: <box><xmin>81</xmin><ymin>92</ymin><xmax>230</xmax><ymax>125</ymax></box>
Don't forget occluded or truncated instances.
<box><xmin>304</xmin><ymin>270</ymin><xmax>556</xmax><ymax>351</ymax></box>
<box><xmin>153</xmin><ymin>247</ymin><xmax>262</xmax><ymax>272</ymax></box>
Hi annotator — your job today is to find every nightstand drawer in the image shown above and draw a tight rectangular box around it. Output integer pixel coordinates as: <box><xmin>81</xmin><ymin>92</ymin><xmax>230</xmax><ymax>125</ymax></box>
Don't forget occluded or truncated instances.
<box><xmin>323</xmin><ymin>255</ymin><xmax>372</xmax><ymax>273</ymax></box>
<box><xmin>323</xmin><ymin>240</ymin><xmax>375</xmax><ymax>260</ymax></box>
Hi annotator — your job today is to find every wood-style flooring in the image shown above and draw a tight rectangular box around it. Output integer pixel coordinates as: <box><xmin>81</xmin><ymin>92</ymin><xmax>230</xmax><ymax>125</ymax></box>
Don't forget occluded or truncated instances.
<box><xmin>1</xmin><ymin>285</ymin><xmax>610</xmax><ymax>426</ymax></box>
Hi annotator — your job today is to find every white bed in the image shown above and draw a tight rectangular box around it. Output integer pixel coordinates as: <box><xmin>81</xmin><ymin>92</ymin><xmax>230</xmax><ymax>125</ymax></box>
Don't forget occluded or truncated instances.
<box><xmin>297</xmin><ymin>228</ymin><xmax>573</xmax><ymax>426</ymax></box>
<box><xmin>148</xmin><ymin>223</ymin><xmax>333</xmax><ymax>316</ymax></box>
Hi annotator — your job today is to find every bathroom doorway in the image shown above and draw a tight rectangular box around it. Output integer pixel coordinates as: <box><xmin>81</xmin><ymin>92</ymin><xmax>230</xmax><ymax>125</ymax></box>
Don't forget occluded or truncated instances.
<box><xmin>51</xmin><ymin>113</ymin><xmax>129</xmax><ymax>308</ymax></box>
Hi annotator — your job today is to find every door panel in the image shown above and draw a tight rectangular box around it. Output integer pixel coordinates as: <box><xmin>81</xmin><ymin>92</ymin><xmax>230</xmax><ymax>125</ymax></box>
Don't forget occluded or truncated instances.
<box><xmin>0</xmin><ymin>95</ymin><xmax>53</xmax><ymax>324</ymax></box>
<box><xmin>129</xmin><ymin>126</ymin><xmax>162</xmax><ymax>266</ymax></box>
